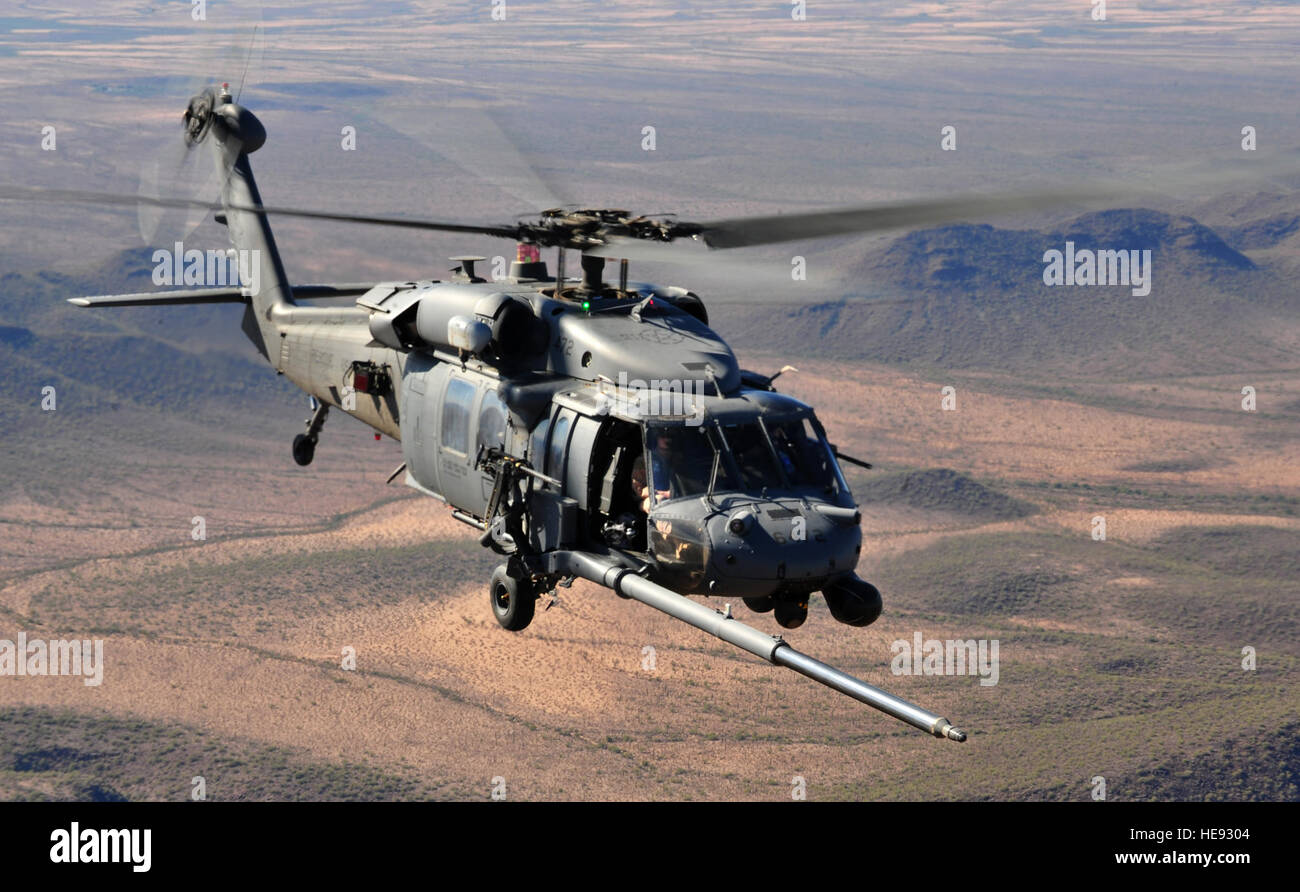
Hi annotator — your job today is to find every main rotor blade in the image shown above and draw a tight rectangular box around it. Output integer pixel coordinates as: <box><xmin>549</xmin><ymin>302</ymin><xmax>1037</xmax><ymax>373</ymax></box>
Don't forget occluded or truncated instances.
<box><xmin>698</xmin><ymin>154</ymin><xmax>1300</xmax><ymax>249</ymax></box>
<box><xmin>370</xmin><ymin>105</ymin><xmax>569</xmax><ymax>213</ymax></box>
<box><xmin>0</xmin><ymin>185</ymin><xmax>521</xmax><ymax>240</ymax></box>
<box><xmin>697</xmin><ymin>189</ymin><xmax>1104</xmax><ymax>248</ymax></box>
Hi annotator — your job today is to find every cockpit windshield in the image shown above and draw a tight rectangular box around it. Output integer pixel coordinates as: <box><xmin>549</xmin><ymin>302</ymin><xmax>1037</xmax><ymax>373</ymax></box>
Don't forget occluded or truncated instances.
<box><xmin>645</xmin><ymin>424</ymin><xmax>733</xmax><ymax>504</ymax></box>
<box><xmin>645</xmin><ymin>413</ymin><xmax>843</xmax><ymax>505</ymax></box>
<box><xmin>716</xmin><ymin>422</ymin><xmax>782</xmax><ymax>490</ymax></box>
<box><xmin>765</xmin><ymin>416</ymin><xmax>841</xmax><ymax>495</ymax></box>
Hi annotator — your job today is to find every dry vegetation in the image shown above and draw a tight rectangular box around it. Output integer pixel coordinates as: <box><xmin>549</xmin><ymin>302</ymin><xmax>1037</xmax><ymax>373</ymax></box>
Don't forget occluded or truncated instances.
<box><xmin>1</xmin><ymin>361</ymin><xmax>1294</xmax><ymax>801</ymax></box>
<box><xmin>1</xmin><ymin>1</ymin><xmax>1297</xmax><ymax>800</ymax></box>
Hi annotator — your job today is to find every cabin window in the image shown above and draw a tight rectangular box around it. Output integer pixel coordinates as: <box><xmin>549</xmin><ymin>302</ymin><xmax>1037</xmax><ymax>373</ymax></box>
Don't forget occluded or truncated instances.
<box><xmin>441</xmin><ymin>377</ymin><xmax>476</xmax><ymax>453</ymax></box>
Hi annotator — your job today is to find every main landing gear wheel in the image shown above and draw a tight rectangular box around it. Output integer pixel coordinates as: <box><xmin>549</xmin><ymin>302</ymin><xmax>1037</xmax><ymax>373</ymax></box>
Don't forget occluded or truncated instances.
<box><xmin>292</xmin><ymin>433</ymin><xmax>316</xmax><ymax>466</ymax></box>
<box><xmin>490</xmin><ymin>564</ymin><xmax>537</xmax><ymax>631</ymax></box>
<box><xmin>743</xmin><ymin>595</ymin><xmax>774</xmax><ymax>614</ymax></box>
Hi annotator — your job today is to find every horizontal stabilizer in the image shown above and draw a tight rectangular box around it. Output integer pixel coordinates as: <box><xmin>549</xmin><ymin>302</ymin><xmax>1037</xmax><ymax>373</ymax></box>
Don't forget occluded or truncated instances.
<box><xmin>292</xmin><ymin>283</ymin><xmax>375</xmax><ymax>300</ymax></box>
<box><xmin>68</xmin><ymin>283</ymin><xmax>376</xmax><ymax>308</ymax></box>
<box><xmin>68</xmin><ymin>287</ymin><xmax>247</xmax><ymax>307</ymax></box>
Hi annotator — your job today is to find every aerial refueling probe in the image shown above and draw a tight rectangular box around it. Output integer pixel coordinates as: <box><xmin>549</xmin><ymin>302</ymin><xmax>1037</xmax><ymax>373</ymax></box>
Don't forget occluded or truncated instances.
<box><xmin>556</xmin><ymin>552</ymin><xmax>967</xmax><ymax>742</ymax></box>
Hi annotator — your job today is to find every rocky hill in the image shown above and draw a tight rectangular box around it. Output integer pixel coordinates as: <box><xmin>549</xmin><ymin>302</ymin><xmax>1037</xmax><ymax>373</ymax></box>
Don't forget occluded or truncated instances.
<box><xmin>713</xmin><ymin>208</ymin><xmax>1298</xmax><ymax>377</ymax></box>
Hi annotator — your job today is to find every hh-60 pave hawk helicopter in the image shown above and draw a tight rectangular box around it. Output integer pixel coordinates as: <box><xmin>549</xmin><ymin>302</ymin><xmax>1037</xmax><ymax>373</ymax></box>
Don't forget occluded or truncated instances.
<box><xmin>11</xmin><ymin>85</ymin><xmax>1202</xmax><ymax>742</ymax></box>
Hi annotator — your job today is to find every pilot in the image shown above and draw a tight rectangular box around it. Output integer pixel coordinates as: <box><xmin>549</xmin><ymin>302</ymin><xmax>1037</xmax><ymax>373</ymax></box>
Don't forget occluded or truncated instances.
<box><xmin>630</xmin><ymin>429</ymin><xmax>674</xmax><ymax>513</ymax></box>
<box><xmin>630</xmin><ymin>455</ymin><xmax>650</xmax><ymax>513</ymax></box>
<box><xmin>770</xmin><ymin>425</ymin><xmax>800</xmax><ymax>479</ymax></box>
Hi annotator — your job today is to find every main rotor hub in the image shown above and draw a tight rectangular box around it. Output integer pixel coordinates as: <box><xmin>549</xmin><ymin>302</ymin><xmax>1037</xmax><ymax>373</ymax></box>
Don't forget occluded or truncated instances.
<box><xmin>518</xmin><ymin>208</ymin><xmax>701</xmax><ymax>251</ymax></box>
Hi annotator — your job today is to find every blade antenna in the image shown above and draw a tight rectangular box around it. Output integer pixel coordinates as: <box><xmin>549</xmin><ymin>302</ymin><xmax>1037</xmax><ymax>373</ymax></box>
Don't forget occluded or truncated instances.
<box><xmin>235</xmin><ymin>23</ymin><xmax>261</xmax><ymax>104</ymax></box>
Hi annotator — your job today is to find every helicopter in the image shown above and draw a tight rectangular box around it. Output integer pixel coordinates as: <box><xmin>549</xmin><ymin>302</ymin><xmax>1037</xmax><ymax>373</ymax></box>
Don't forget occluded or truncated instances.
<box><xmin>21</xmin><ymin>83</ymin><xmax>1223</xmax><ymax>743</ymax></box>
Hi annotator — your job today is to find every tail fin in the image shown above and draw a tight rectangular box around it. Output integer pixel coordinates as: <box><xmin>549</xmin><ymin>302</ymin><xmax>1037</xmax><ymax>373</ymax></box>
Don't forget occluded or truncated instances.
<box><xmin>206</xmin><ymin>89</ymin><xmax>295</xmax><ymax>363</ymax></box>
<box><xmin>63</xmin><ymin>90</ymin><xmax>376</xmax><ymax>351</ymax></box>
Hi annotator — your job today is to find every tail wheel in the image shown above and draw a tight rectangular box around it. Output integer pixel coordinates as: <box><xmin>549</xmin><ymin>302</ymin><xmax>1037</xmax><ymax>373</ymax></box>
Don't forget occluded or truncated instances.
<box><xmin>292</xmin><ymin>433</ymin><xmax>316</xmax><ymax>466</ymax></box>
<box><xmin>490</xmin><ymin>564</ymin><xmax>536</xmax><ymax>631</ymax></box>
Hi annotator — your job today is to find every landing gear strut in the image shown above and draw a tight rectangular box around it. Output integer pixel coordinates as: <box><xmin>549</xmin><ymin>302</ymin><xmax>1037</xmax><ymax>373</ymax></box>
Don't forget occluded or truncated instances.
<box><xmin>293</xmin><ymin>399</ymin><xmax>329</xmax><ymax>466</ymax></box>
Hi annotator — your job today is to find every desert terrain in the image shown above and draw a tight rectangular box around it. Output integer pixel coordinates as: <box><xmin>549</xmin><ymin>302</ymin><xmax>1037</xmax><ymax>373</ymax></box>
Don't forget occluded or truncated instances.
<box><xmin>1</xmin><ymin>1</ymin><xmax>1296</xmax><ymax>800</ymax></box>
<box><xmin>1</xmin><ymin>352</ymin><xmax>1294</xmax><ymax>800</ymax></box>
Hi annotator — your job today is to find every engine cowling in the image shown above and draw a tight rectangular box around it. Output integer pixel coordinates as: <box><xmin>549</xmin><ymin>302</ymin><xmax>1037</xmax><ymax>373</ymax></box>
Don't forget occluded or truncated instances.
<box><xmin>413</xmin><ymin>286</ymin><xmax>546</xmax><ymax>359</ymax></box>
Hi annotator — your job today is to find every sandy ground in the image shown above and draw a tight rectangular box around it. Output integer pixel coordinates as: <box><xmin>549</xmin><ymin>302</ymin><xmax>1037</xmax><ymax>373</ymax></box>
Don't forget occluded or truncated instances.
<box><xmin>2</xmin><ymin>359</ymin><xmax>1295</xmax><ymax>800</ymax></box>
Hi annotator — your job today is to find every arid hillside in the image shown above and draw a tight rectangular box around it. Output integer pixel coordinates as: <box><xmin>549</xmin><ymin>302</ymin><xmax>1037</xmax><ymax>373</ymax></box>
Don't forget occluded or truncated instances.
<box><xmin>2</xmin><ymin>353</ymin><xmax>1295</xmax><ymax>801</ymax></box>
